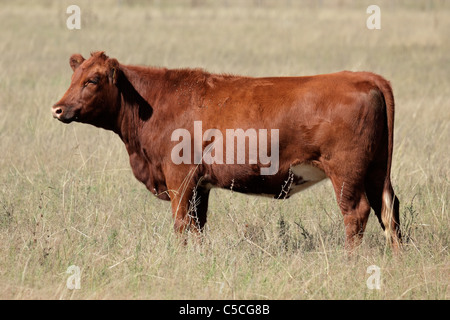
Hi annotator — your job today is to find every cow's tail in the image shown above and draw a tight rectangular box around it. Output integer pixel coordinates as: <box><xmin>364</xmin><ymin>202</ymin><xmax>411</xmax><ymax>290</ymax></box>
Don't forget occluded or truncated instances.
<box><xmin>376</xmin><ymin>76</ymin><xmax>401</xmax><ymax>250</ymax></box>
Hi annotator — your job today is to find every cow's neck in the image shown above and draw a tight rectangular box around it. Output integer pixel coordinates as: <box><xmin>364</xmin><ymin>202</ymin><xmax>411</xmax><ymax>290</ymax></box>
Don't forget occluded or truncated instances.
<box><xmin>114</xmin><ymin>65</ymin><xmax>170</xmax><ymax>198</ymax></box>
<box><xmin>115</xmin><ymin>65</ymin><xmax>165</xmax><ymax>152</ymax></box>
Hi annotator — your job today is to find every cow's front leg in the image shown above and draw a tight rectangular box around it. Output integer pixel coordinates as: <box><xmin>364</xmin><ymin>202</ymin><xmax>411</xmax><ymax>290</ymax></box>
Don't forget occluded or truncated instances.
<box><xmin>166</xmin><ymin>172</ymin><xmax>210</xmax><ymax>238</ymax></box>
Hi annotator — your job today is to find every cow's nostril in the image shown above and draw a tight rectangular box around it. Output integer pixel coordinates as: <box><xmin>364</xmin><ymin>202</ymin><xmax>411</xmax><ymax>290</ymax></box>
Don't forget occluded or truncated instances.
<box><xmin>52</xmin><ymin>106</ymin><xmax>64</xmax><ymax>119</ymax></box>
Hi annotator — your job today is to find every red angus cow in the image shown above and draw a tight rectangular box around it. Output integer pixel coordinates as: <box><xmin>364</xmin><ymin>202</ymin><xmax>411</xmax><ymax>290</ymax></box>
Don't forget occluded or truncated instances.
<box><xmin>52</xmin><ymin>51</ymin><xmax>401</xmax><ymax>250</ymax></box>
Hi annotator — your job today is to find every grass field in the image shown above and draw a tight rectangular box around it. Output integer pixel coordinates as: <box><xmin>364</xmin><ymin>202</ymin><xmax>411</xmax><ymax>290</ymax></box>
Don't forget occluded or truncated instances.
<box><xmin>0</xmin><ymin>0</ymin><xmax>448</xmax><ymax>299</ymax></box>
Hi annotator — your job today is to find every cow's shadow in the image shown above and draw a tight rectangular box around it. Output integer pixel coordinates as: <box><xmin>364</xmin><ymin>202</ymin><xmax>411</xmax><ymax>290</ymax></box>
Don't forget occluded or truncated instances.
<box><xmin>118</xmin><ymin>70</ymin><xmax>153</xmax><ymax>121</ymax></box>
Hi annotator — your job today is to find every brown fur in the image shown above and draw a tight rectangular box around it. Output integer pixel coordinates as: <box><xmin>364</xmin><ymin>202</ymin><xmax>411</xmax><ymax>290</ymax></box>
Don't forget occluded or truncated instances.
<box><xmin>52</xmin><ymin>52</ymin><xmax>401</xmax><ymax>251</ymax></box>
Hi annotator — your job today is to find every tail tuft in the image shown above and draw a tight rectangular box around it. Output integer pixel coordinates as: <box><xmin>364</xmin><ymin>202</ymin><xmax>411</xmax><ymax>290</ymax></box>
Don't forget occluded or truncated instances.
<box><xmin>381</xmin><ymin>187</ymin><xmax>401</xmax><ymax>249</ymax></box>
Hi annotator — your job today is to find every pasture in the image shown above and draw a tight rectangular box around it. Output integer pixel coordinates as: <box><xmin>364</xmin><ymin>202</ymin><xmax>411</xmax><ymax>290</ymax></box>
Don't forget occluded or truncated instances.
<box><xmin>0</xmin><ymin>0</ymin><xmax>448</xmax><ymax>299</ymax></box>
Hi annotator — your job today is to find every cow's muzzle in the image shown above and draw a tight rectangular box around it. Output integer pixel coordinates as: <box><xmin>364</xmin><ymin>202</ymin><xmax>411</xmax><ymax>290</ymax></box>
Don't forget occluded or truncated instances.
<box><xmin>52</xmin><ymin>105</ymin><xmax>75</xmax><ymax>123</ymax></box>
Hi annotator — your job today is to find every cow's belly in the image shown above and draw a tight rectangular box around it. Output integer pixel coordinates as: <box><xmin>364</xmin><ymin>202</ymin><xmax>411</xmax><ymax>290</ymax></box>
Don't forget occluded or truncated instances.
<box><xmin>211</xmin><ymin>163</ymin><xmax>327</xmax><ymax>199</ymax></box>
<box><xmin>288</xmin><ymin>163</ymin><xmax>327</xmax><ymax>196</ymax></box>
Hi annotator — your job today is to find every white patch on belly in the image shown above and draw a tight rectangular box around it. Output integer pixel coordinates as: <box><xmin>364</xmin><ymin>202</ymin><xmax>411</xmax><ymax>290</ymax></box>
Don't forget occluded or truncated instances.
<box><xmin>289</xmin><ymin>164</ymin><xmax>327</xmax><ymax>195</ymax></box>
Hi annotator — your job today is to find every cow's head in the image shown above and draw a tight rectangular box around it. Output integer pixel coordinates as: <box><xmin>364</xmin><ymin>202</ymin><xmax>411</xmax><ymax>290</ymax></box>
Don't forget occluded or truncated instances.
<box><xmin>52</xmin><ymin>51</ymin><xmax>120</xmax><ymax>130</ymax></box>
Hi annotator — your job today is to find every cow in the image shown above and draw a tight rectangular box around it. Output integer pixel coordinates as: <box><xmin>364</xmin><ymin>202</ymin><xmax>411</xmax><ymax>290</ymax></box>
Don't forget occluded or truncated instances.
<box><xmin>52</xmin><ymin>51</ymin><xmax>401</xmax><ymax>251</ymax></box>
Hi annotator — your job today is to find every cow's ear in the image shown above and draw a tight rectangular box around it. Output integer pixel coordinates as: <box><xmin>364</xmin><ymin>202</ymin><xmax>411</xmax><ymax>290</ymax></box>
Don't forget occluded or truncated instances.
<box><xmin>69</xmin><ymin>54</ymin><xmax>85</xmax><ymax>72</ymax></box>
<box><xmin>107</xmin><ymin>58</ymin><xmax>120</xmax><ymax>85</ymax></box>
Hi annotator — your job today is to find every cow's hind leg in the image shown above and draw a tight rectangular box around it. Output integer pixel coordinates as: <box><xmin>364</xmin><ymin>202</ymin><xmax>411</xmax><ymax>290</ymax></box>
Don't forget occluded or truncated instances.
<box><xmin>364</xmin><ymin>166</ymin><xmax>385</xmax><ymax>230</ymax></box>
<box><xmin>326</xmin><ymin>171</ymin><xmax>371</xmax><ymax>251</ymax></box>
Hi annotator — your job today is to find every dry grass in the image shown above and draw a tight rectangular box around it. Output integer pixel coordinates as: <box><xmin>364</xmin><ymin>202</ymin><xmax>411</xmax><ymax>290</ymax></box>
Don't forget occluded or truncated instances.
<box><xmin>0</xmin><ymin>0</ymin><xmax>448</xmax><ymax>299</ymax></box>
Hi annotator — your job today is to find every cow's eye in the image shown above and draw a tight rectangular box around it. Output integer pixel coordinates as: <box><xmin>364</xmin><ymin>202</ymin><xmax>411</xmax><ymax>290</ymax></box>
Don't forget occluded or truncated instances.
<box><xmin>84</xmin><ymin>77</ymin><xmax>99</xmax><ymax>87</ymax></box>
